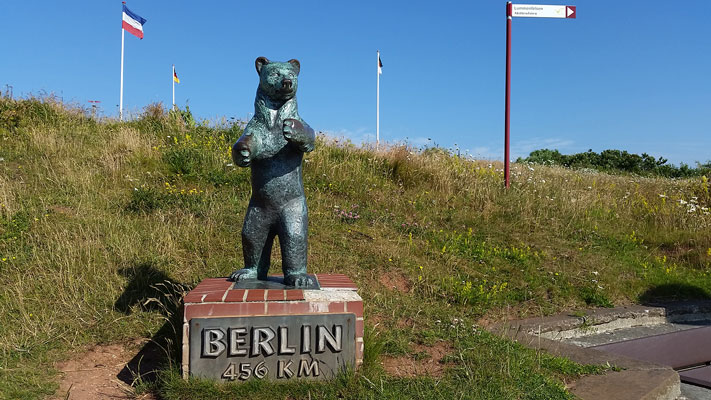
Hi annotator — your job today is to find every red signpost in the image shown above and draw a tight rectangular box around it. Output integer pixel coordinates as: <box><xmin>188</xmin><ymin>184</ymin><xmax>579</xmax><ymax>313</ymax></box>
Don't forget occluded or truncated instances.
<box><xmin>504</xmin><ymin>2</ymin><xmax>576</xmax><ymax>188</ymax></box>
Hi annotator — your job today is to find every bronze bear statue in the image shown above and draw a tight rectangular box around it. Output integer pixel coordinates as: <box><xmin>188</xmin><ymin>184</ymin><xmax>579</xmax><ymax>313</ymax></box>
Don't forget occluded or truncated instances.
<box><xmin>230</xmin><ymin>57</ymin><xmax>316</xmax><ymax>288</ymax></box>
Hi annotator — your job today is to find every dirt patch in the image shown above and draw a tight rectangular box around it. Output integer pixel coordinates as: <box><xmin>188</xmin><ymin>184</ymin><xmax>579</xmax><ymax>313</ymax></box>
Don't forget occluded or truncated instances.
<box><xmin>381</xmin><ymin>341</ymin><xmax>453</xmax><ymax>378</ymax></box>
<box><xmin>658</xmin><ymin>242</ymin><xmax>695</xmax><ymax>257</ymax></box>
<box><xmin>379</xmin><ymin>272</ymin><xmax>411</xmax><ymax>293</ymax></box>
<box><xmin>49</xmin><ymin>205</ymin><xmax>74</xmax><ymax>215</ymax></box>
<box><xmin>367</xmin><ymin>313</ymin><xmax>384</xmax><ymax>328</ymax></box>
<box><xmin>52</xmin><ymin>340</ymin><xmax>157</xmax><ymax>400</ymax></box>
<box><xmin>397</xmin><ymin>318</ymin><xmax>415</xmax><ymax>329</ymax></box>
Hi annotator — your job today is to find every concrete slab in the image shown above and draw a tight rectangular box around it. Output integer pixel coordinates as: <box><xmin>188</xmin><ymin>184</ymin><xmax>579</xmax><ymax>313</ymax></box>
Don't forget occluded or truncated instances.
<box><xmin>568</xmin><ymin>369</ymin><xmax>680</xmax><ymax>400</ymax></box>
<box><xmin>566</xmin><ymin>322</ymin><xmax>711</xmax><ymax>348</ymax></box>
<box><xmin>680</xmin><ymin>366</ymin><xmax>711</xmax><ymax>389</ymax></box>
<box><xmin>590</xmin><ymin>326</ymin><xmax>711</xmax><ymax>370</ymax></box>
<box><xmin>499</xmin><ymin>301</ymin><xmax>711</xmax><ymax>341</ymax></box>
<box><xmin>490</xmin><ymin>302</ymin><xmax>711</xmax><ymax>399</ymax></box>
<box><xmin>493</xmin><ymin>327</ymin><xmax>680</xmax><ymax>400</ymax></box>
<box><xmin>680</xmin><ymin>382</ymin><xmax>711</xmax><ymax>400</ymax></box>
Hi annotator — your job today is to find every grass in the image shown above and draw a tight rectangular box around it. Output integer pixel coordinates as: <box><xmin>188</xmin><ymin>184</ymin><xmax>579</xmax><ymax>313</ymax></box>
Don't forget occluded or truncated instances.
<box><xmin>0</xmin><ymin>96</ymin><xmax>710</xmax><ymax>398</ymax></box>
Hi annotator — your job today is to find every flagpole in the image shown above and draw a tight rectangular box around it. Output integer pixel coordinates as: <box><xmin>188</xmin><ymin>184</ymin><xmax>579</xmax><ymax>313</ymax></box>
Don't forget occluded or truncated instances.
<box><xmin>504</xmin><ymin>2</ymin><xmax>512</xmax><ymax>188</ymax></box>
<box><xmin>119</xmin><ymin>23</ymin><xmax>125</xmax><ymax>121</ymax></box>
<box><xmin>172</xmin><ymin>64</ymin><xmax>175</xmax><ymax>110</ymax></box>
<box><xmin>376</xmin><ymin>50</ymin><xmax>380</xmax><ymax>150</ymax></box>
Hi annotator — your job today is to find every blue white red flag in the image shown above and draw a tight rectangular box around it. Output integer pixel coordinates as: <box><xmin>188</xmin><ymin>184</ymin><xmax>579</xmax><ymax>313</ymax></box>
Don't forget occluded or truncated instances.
<box><xmin>122</xmin><ymin>5</ymin><xmax>146</xmax><ymax>39</ymax></box>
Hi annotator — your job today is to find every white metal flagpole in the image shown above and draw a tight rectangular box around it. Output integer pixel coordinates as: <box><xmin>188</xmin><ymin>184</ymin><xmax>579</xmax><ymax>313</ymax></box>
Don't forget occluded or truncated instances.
<box><xmin>172</xmin><ymin>64</ymin><xmax>175</xmax><ymax>110</ymax></box>
<box><xmin>119</xmin><ymin>26</ymin><xmax>125</xmax><ymax>120</ymax></box>
<box><xmin>376</xmin><ymin>50</ymin><xmax>380</xmax><ymax>150</ymax></box>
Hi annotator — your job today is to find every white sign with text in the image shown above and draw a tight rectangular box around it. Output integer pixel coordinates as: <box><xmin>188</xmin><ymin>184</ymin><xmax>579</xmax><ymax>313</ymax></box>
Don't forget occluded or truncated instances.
<box><xmin>511</xmin><ymin>4</ymin><xmax>576</xmax><ymax>18</ymax></box>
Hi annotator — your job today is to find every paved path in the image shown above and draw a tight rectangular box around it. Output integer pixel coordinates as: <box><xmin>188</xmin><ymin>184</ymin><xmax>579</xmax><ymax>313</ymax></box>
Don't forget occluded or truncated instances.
<box><xmin>564</xmin><ymin>321</ymin><xmax>711</xmax><ymax>348</ymax></box>
<box><xmin>562</xmin><ymin>322</ymin><xmax>711</xmax><ymax>400</ymax></box>
<box><xmin>680</xmin><ymin>383</ymin><xmax>711</xmax><ymax>400</ymax></box>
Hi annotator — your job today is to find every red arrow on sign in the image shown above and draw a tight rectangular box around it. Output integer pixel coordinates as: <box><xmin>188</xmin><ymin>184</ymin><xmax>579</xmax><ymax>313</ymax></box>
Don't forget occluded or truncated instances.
<box><xmin>566</xmin><ymin>6</ymin><xmax>576</xmax><ymax>18</ymax></box>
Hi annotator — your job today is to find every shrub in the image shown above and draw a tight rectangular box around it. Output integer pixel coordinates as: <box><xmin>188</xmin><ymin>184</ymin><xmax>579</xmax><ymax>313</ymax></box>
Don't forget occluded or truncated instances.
<box><xmin>127</xmin><ymin>186</ymin><xmax>165</xmax><ymax>213</ymax></box>
<box><xmin>519</xmin><ymin>148</ymin><xmax>710</xmax><ymax>178</ymax></box>
<box><xmin>162</xmin><ymin>146</ymin><xmax>206</xmax><ymax>175</ymax></box>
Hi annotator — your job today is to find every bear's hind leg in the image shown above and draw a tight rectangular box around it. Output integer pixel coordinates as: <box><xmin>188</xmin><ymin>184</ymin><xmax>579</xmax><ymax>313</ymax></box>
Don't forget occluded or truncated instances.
<box><xmin>230</xmin><ymin>204</ymin><xmax>276</xmax><ymax>281</ymax></box>
<box><xmin>278</xmin><ymin>198</ymin><xmax>314</xmax><ymax>287</ymax></box>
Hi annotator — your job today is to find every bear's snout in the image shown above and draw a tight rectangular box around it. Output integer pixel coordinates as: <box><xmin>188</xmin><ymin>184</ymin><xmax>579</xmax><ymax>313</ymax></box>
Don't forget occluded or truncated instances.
<box><xmin>282</xmin><ymin>79</ymin><xmax>293</xmax><ymax>90</ymax></box>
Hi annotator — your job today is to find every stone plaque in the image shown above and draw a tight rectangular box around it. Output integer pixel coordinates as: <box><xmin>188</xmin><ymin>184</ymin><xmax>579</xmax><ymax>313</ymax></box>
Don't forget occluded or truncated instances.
<box><xmin>189</xmin><ymin>313</ymin><xmax>356</xmax><ymax>381</ymax></box>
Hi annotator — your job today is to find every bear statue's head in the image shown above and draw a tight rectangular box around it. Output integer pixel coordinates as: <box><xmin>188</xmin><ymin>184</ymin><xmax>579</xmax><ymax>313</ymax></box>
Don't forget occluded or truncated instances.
<box><xmin>255</xmin><ymin>57</ymin><xmax>300</xmax><ymax>101</ymax></box>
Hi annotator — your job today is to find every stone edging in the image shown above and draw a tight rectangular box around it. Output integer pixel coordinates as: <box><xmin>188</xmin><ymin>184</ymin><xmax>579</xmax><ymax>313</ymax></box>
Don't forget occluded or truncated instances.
<box><xmin>503</xmin><ymin>302</ymin><xmax>711</xmax><ymax>341</ymax></box>
<box><xmin>484</xmin><ymin>302</ymin><xmax>711</xmax><ymax>400</ymax></box>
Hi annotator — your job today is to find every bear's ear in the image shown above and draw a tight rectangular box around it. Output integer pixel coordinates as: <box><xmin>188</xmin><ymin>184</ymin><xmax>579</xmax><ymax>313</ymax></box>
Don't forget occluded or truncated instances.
<box><xmin>255</xmin><ymin>57</ymin><xmax>270</xmax><ymax>74</ymax></box>
<box><xmin>287</xmin><ymin>59</ymin><xmax>300</xmax><ymax>75</ymax></box>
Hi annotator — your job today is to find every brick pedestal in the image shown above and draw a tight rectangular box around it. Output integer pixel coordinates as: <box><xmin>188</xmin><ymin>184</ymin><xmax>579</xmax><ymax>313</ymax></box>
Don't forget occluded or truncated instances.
<box><xmin>182</xmin><ymin>274</ymin><xmax>363</xmax><ymax>381</ymax></box>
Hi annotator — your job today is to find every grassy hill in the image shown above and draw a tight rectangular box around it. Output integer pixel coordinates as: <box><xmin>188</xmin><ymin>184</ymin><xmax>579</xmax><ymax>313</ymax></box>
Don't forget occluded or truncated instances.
<box><xmin>1</xmin><ymin>97</ymin><xmax>710</xmax><ymax>399</ymax></box>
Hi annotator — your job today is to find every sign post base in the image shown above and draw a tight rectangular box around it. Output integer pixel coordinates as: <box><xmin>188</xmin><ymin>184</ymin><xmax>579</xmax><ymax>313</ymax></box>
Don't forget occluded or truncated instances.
<box><xmin>182</xmin><ymin>274</ymin><xmax>363</xmax><ymax>381</ymax></box>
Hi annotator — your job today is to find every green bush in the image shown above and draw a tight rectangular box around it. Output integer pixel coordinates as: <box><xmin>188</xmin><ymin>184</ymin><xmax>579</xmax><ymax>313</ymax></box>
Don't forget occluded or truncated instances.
<box><xmin>519</xmin><ymin>148</ymin><xmax>711</xmax><ymax>178</ymax></box>
<box><xmin>162</xmin><ymin>146</ymin><xmax>206</xmax><ymax>175</ymax></box>
<box><xmin>127</xmin><ymin>186</ymin><xmax>165</xmax><ymax>213</ymax></box>
<box><xmin>579</xmin><ymin>287</ymin><xmax>613</xmax><ymax>308</ymax></box>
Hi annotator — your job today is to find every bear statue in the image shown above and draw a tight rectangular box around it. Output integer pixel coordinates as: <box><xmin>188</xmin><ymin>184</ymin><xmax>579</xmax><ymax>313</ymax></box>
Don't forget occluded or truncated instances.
<box><xmin>229</xmin><ymin>57</ymin><xmax>316</xmax><ymax>288</ymax></box>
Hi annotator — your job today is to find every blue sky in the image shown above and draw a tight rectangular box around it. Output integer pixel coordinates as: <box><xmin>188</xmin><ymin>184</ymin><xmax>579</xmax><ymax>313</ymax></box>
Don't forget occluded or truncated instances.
<box><xmin>1</xmin><ymin>1</ymin><xmax>709</xmax><ymax>165</ymax></box>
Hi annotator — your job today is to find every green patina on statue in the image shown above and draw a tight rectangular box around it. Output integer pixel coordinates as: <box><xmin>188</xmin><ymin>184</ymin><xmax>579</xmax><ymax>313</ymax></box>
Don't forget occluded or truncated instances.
<box><xmin>229</xmin><ymin>57</ymin><xmax>316</xmax><ymax>288</ymax></box>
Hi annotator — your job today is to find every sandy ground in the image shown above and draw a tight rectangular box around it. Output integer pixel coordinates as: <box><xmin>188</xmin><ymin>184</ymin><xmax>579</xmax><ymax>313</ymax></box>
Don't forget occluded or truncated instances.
<box><xmin>52</xmin><ymin>340</ymin><xmax>158</xmax><ymax>400</ymax></box>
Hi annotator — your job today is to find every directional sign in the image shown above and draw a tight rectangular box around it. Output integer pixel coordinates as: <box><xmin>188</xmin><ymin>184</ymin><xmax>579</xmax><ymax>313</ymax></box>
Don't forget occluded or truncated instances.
<box><xmin>511</xmin><ymin>4</ymin><xmax>576</xmax><ymax>19</ymax></box>
<box><xmin>503</xmin><ymin>2</ymin><xmax>577</xmax><ymax>187</ymax></box>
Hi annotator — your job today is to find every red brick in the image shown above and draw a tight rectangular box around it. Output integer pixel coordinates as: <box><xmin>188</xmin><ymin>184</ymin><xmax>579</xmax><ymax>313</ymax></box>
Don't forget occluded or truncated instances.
<box><xmin>327</xmin><ymin>302</ymin><xmax>345</xmax><ymax>313</ymax></box>
<box><xmin>324</xmin><ymin>278</ymin><xmax>357</xmax><ymax>283</ymax></box>
<box><xmin>195</xmin><ymin>279</ymin><xmax>232</xmax><ymax>289</ymax></box>
<box><xmin>318</xmin><ymin>278</ymin><xmax>351</xmax><ymax>283</ymax></box>
<box><xmin>356</xmin><ymin>318</ymin><xmax>364</xmax><ymax>338</ymax></box>
<box><xmin>194</xmin><ymin>284</ymin><xmax>228</xmax><ymax>290</ymax></box>
<box><xmin>187</xmin><ymin>289</ymin><xmax>214</xmax><ymax>295</ymax></box>
<box><xmin>345</xmin><ymin>301</ymin><xmax>363</xmax><ymax>317</ymax></box>
<box><xmin>201</xmin><ymin>277</ymin><xmax>230</xmax><ymax>284</ymax></box>
<box><xmin>319</xmin><ymin>280</ymin><xmax>358</xmax><ymax>289</ymax></box>
<box><xmin>355</xmin><ymin>340</ymin><xmax>364</xmax><ymax>361</ymax></box>
<box><xmin>316</xmin><ymin>274</ymin><xmax>354</xmax><ymax>285</ymax></box>
<box><xmin>195</xmin><ymin>285</ymin><xmax>228</xmax><ymax>293</ymax></box>
<box><xmin>267</xmin><ymin>302</ymin><xmax>311</xmax><ymax>315</ymax></box>
<box><xmin>266</xmin><ymin>290</ymin><xmax>285</xmax><ymax>301</ymax></box>
<box><xmin>318</xmin><ymin>273</ymin><xmax>349</xmax><ymax>280</ymax></box>
<box><xmin>183</xmin><ymin>292</ymin><xmax>204</xmax><ymax>303</ymax></box>
<box><xmin>285</xmin><ymin>290</ymin><xmax>305</xmax><ymax>301</ymax></box>
<box><xmin>202</xmin><ymin>290</ymin><xmax>229</xmax><ymax>302</ymax></box>
<box><xmin>185</xmin><ymin>302</ymin><xmax>266</xmax><ymax>320</ymax></box>
<box><xmin>189</xmin><ymin>286</ymin><xmax>224</xmax><ymax>292</ymax></box>
<box><xmin>320</xmin><ymin>275</ymin><xmax>350</xmax><ymax>280</ymax></box>
<box><xmin>245</xmin><ymin>289</ymin><xmax>266</xmax><ymax>302</ymax></box>
<box><xmin>224</xmin><ymin>289</ymin><xmax>247</xmax><ymax>303</ymax></box>
<box><xmin>188</xmin><ymin>279</ymin><xmax>232</xmax><ymax>298</ymax></box>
